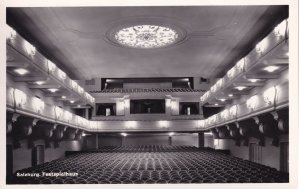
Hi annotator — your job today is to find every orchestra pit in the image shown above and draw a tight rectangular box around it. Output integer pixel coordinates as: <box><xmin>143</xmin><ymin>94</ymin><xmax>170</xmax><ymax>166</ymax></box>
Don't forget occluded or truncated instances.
<box><xmin>5</xmin><ymin>5</ymin><xmax>289</xmax><ymax>184</ymax></box>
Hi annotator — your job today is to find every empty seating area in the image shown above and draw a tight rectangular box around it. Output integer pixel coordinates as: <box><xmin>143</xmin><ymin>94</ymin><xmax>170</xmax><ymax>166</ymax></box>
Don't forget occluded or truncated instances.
<box><xmin>11</xmin><ymin>145</ymin><xmax>288</xmax><ymax>184</ymax></box>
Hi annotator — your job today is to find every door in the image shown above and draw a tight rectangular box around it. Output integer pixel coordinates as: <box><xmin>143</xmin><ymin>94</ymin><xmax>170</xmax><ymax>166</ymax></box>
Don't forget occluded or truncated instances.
<box><xmin>32</xmin><ymin>145</ymin><xmax>45</xmax><ymax>166</ymax></box>
<box><xmin>6</xmin><ymin>144</ymin><xmax>13</xmax><ymax>181</ymax></box>
<box><xmin>280</xmin><ymin>142</ymin><xmax>289</xmax><ymax>172</ymax></box>
<box><xmin>249</xmin><ymin>143</ymin><xmax>262</xmax><ymax>164</ymax></box>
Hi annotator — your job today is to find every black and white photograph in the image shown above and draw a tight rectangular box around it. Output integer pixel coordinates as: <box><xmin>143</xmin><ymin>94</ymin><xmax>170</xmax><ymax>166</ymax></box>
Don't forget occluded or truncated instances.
<box><xmin>1</xmin><ymin>0</ymin><xmax>298</xmax><ymax>188</ymax></box>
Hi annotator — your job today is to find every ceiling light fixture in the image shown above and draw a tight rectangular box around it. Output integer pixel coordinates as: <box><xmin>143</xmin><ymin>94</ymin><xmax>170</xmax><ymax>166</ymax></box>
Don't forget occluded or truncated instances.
<box><xmin>14</xmin><ymin>68</ymin><xmax>29</xmax><ymax>75</ymax></box>
<box><xmin>121</xmin><ymin>133</ymin><xmax>127</xmax><ymax>137</ymax></box>
<box><xmin>263</xmin><ymin>66</ymin><xmax>280</xmax><ymax>73</ymax></box>
<box><xmin>235</xmin><ymin>86</ymin><xmax>247</xmax><ymax>91</ymax></box>
<box><xmin>228</xmin><ymin>94</ymin><xmax>233</xmax><ymax>97</ymax></box>
<box><xmin>61</xmin><ymin>96</ymin><xmax>66</xmax><ymax>99</ymax></box>
<box><xmin>115</xmin><ymin>25</ymin><xmax>178</xmax><ymax>49</ymax></box>
<box><xmin>248</xmin><ymin>79</ymin><xmax>260</xmax><ymax>83</ymax></box>
<box><xmin>70</xmin><ymin>100</ymin><xmax>75</xmax><ymax>104</ymax></box>
<box><xmin>214</xmin><ymin>103</ymin><xmax>219</xmax><ymax>106</ymax></box>
<box><xmin>48</xmin><ymin>88</ymin><xmax>58</xmax><ymax>93</ymax></box>
<box><xmin>219</xmin><ymin>98</ymin><xmax>226</xmax><ymax>102</ymax></box>
<box><xmin>36</xmin><ymin>81</ymin><xmax>45</xmax><ymax>85</ymax></box>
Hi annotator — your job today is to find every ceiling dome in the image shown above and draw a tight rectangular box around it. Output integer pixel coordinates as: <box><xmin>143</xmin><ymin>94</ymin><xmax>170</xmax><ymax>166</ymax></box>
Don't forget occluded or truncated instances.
<box><xmin>114</xmin><ymin>25</ymin><xmax>179</xmax><ymax>49</ymax></box>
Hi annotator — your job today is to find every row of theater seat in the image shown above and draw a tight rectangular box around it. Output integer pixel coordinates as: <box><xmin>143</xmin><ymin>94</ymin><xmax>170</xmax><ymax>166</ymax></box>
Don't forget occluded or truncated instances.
<box><xmin>90</xmin><ymin>88</ymin><xmax>204</xmax><ymax>93</ymax></box>
<box><xmin>10</xmin><ymin>145</ymin><xmax>289</xmax><ymax>184</ymax></box>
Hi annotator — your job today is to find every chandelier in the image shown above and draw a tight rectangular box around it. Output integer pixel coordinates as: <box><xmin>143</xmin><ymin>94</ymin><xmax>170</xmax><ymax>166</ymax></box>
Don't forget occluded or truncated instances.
<box><xmin>114</xmin><ymin>25</ymin><xmax>179</xmax><ymax>49</ymax></box>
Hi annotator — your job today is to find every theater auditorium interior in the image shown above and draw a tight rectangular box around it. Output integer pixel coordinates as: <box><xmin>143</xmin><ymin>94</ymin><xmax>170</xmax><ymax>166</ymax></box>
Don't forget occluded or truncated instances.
<box><xmin>5</xmin><ymin>5</ymin><xmax>290</xmax><ymax>185</ymax></box>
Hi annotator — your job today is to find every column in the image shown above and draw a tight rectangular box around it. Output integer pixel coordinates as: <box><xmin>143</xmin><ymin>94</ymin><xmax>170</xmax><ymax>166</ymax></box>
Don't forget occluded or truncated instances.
<box><xmin>198</xmin><ymin>133</ymin><xmax>204</xmax><ymax>148</ymax></box>
<box><xmin>168</xmin><ymin>136</ymin><xmax>172</xmax><ymax>146</ymax></box>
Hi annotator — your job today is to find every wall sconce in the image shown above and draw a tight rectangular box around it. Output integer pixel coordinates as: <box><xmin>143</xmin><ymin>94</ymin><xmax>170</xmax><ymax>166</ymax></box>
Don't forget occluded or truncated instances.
<box><xmin>23</xmin><ymin>40</ymin><xmax>36</xmax><ymax>56</ymax></box>
<box><xmin>246</xmin><ymin>95</ymin><xmax>259</xmax><ymax>111</ymax></box>
<box><xmin>32</xmin><ymin>97</ymin><xmax>45</xmax><ymax>113</ymax></box>
<box><xmin>47</xmin><ymin>60</ymin><xmax>56</xmax><ymax>73</ymax></box>
<box><xmin>71</xmin><ymin>80</ymin><xmax>78</xmax><ymax>89</ymax></box>
<box><xmin>274</xmin><ymin>19</ymin><xmax>287</xmax><ymax>37</ymax></box>
<box><xmin>57</xmin><ymin>69</ymin><xmax>66</xmax><ymax>80</ymax></box>
<box><xmin>263</xmin><ymin>87</ymin><xmax>276</xmax><ymax>105</ymax></box>
<box><xmin>6</xmin><ymin>25</ymin><xmax>17</xmax><ymax>40</ymax></box>
<box><xmin>236</xmin><ymin>58</ymin><xmax>245</xmax><ymax>71</ymax></box>
<box><xmin>255</xmin><ymin>38</ymin><xmax>269</xmax><ymax>54</ymax></box>
<box><xmin>78</xmin><ymin>86</ymin><xmax>84</xmax><ymax>94</ymax></box>
<box><xmin>14</xmin><ymin>89</ymin><xmax>27</xmax><ymax>108</ymax></box>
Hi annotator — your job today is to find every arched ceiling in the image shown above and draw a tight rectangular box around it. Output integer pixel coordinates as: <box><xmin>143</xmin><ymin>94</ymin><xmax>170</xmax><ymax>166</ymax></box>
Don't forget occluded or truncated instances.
<box><xmin>7</xmin><ymin>6</ymin><xmax>287</xmax><ymax>80</ymax></box>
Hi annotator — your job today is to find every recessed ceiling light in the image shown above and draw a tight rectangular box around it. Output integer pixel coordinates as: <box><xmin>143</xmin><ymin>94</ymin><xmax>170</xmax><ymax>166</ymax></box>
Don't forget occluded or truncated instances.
<box><xmin>61</xmin><ymin>96</ymin><xmax>66</xmax><ymax>99</ymax></box>
<box><xmin>228</xmin><ymin>94</ymin><xmax>233</xmax><ymax>97</ymax></box>
<box><xmin>36</xmin><ymin>81</ymin><xmax>45</xmax><ymax>85</ymax></box>
<box><xmin>214</xmin><ymin>103</ymin><xmax>219</xmax><ymax>106</ymax></box>
<box><xmin>14</xmin><ymin>68</ymin><xmax>28</xmax><ymax>75</ymax></box>
<box><xmin>235</xmin><ymin>86</ymin><xmax>247</xmax><ymax>91</ymax></box>
<box><xmin>248</xmin><ymin>79</ymin><xmax>260</xmax><ymax>83</ymax></box>
<box><xmin>263</xmin><ymin>66</ymin><xmax>280</xmax><ymax>73</ymax></box>
<box><xmin>70</xmin><ymin>100</ymin><xmax>75</xmax><ymax>104</ymax></box>
<box><xmin>48</xmin><ymin>88</ymin><xmax>58</xmax><ymax>93</ymax></box>
<box><xmin>219</xmin><ymin>98</ymin><xmax>226</xmax><ymax>102</ymax></box>
<box><xmin>121</xmin><ymin>133</ymin><xmax>127</xmax><ymax>137</ymax></box>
